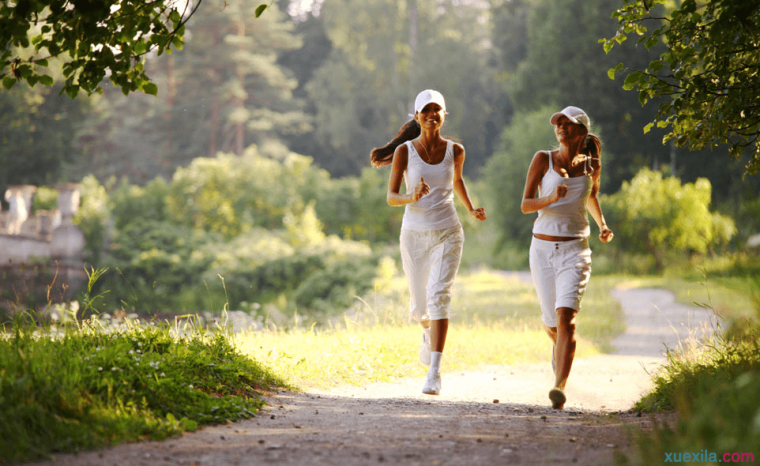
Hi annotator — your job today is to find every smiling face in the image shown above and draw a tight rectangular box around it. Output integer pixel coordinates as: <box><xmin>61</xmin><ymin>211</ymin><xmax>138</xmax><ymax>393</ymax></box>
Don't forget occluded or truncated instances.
<box><xmin>415</xmin><ymin>103</ymin><xmax>446</xmax><ymax>130</ymax></box>
<box><xmin>553</xmin><ymin>115</ymin><xmax>588</xmax><ymax>144</ymax></box>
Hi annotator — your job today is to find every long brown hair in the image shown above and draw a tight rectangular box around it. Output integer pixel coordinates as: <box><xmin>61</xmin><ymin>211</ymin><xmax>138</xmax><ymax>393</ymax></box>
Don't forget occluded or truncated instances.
<box><xmin>582</xmin><ymin>134</ymin><xmax>601</xmax><ymax>160</ymax></box>
<box><xmin>370</xmin><ymin>119</ymin><xmax>421</xmax><ymax>167</ymax></box>
<box><xmin>582</xmin><ymin>133</ymin><xmax>602</xmax><ymax>194</ymax></box>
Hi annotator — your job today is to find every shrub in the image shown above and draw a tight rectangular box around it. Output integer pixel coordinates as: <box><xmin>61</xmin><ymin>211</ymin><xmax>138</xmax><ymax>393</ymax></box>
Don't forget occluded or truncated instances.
<box><xmin>602</xmin><ymin>168</ymin><xmax>736</xmax><ymax>271</ymax></box>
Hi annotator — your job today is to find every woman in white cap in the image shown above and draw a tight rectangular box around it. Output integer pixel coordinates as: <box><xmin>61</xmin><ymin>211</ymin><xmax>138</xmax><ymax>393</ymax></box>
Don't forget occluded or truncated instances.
<box><xmin>371</xmin><ymin>89</ymin><xmax>486</xmax><ymax>395</ymax></box>
<box><xmin>520</xmin><ymin>106</ymin><xmax>614</xmax><ymax>409</ymax></box>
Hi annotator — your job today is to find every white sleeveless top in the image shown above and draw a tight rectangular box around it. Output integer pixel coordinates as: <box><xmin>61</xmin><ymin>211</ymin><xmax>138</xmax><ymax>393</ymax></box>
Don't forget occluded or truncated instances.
<box><xmin>532</xmin><ymin>151</ymin><xmax>593</xmax><ymax>238</ymax></box>
<box><xmin>402</xmin><ymin>140</ymin><xmax>460</xmax><ymax>231</ymax></box>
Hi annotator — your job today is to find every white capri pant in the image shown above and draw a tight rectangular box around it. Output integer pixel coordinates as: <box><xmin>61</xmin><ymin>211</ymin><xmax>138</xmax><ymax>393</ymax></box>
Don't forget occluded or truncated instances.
<box><xmin>529</xmin><ymin>236</ymin><xmax>592</xmax><ymax>328</ymax></box>
<box><xmin>400</xmin><ymin>226</ymin><xmax>464</xmax><ymax>322</ymax></box>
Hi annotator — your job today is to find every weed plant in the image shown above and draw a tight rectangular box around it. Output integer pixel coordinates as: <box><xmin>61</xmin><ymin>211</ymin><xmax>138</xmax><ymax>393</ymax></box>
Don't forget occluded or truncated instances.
<box><xmin>0</xmin><ymin>312</ymin><xmax>287</xmax><ymax>463</ymax></box>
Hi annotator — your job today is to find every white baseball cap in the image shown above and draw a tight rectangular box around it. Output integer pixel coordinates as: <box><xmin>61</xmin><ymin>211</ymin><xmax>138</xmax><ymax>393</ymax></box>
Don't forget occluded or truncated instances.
<box><xmin>414</xmin><ymin>89</ymin><xmax>446</xmax><ymax>114</ymax></box>
<box><xmin>550</xmin><ymin>106</ymin><xmax>590</xmax><ymax>132</ymax></box>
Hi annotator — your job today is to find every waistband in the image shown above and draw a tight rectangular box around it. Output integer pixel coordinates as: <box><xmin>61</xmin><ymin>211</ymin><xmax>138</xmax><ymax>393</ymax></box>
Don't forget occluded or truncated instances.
<box><xmin>530</xmin><ymin>236</ymin><xmax>589</xmax><ymax>251</ymax></box>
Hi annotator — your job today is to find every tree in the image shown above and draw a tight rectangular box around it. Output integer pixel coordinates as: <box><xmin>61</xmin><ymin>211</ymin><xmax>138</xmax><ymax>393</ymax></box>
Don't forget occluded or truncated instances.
<box><xmin>508</xmin><ymin>0</ymin><xmax>669</xmax><ymax>191</ymax></box>
<box><xmin>304</xmin><ymin>0</ymin><xmax>507</xmax><ymax>177</ymax></box>
<box><xmin>481</xmin><ymin>105</ymin><xmax>557</xmax><ymax>253</ymax></box>
<box><xmin>68</xmin><ymin>0</ymin><xmax>307</xmax><ymax>183</ymax></box>
<box><xmin>0</xmin><ymin>82</ymin><xmax>87</xmax><ymax>193</ymax></box>
<box><xmin>603</xmin><ymin>0</ymin><xmax>760</xmax><ymax>175</ymax></box>
<box><xmin>601</xmin><ymin>167</ymin><xmax>736</xmax><ymax>270</ymax></box>
<box><xmin>0</xmin><ymin>0</ymin><xmax>202</xmax><ymax>97</ymax></box>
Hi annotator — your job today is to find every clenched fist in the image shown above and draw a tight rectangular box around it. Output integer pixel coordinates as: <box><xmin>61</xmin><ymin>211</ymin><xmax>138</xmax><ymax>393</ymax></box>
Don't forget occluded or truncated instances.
<box><xmin>412</xmin><ymin>177</ymin><xmax>430</xmax><ymax>202</ymax></box>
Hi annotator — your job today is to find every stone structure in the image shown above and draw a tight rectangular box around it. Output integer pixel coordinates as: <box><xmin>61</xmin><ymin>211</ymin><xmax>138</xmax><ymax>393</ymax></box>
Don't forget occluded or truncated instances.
<box><xmin>0</xmin><ymin>184</ymin><xmax>86</xmax><ymax>308</ymax></box>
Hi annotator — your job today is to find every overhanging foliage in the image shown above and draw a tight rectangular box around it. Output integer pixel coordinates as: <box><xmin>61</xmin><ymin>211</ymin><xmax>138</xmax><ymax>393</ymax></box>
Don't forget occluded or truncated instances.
<box><xmin>0</xmin><ymin>0</ymin><xmax>202</xmax><ymax>97</ymax></box>
<box><xmin>602</xmin><ymin>0</ymin><xmax>760</xmax><ymax>174</ymax></box>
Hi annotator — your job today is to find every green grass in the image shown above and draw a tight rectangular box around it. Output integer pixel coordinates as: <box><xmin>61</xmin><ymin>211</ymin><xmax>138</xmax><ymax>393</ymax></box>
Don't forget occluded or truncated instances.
<box><xmin>237</xmin><ymin>269</ymin><xmax>622</xmax><ymax>389</ymax></box>
<box><xmin>612</xmin><ymin>267</ymin><xmax>760</xmax><ymax>466</ymax></box>
<box><xmin>617</xmin><ymin>324</ymin><xmax>760</xmax><ymax>465</ymax></box>
<box><xmin>0</xmin><ymin>315</ymin><xmax>287</xmax><ymax>463</ymax></box>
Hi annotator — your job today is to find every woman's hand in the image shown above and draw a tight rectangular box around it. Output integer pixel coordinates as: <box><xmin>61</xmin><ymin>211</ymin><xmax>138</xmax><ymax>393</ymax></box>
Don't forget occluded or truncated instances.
<box><xmin>599</xmin><ymin>226</ymin><xmax>614</xmax><ymax>243</ymax></box>
<box><xmin>470</xmin><ymin>207</ymin><xmax>486</xmax><ymax>221</ymax></box>
<box><xmin>412</xmin><ymin>177</ymin><xmax>430</xmax><ymax>202</ymax></box>
<box><xmin>550</xmin><ymin>184</ymin><xmax>568</xmax><ymax>203</ymax></box>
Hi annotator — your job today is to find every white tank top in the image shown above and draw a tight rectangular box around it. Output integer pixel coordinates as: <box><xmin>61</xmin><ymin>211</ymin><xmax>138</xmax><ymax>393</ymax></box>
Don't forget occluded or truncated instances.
<box><xmin>532</xmin><ymin>151</ymin><xmax>592</xmax><ymax>238</ymax></box>
<box><xmin>402</xmin><ymin>140</ymin><xmax>460</xmax><ymax>231</ymax></box>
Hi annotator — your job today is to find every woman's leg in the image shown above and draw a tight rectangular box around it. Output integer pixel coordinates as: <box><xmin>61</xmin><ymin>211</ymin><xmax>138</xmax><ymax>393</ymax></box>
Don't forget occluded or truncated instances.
<box><xmin>422</xmin><ymin>227</ymin><xmax>463</xmax><ymax>395</ymax></box>
<box><xmin>554</xmin><ymin>307</ymin><xmax>578</xmax><ymax>390</ymax></box>
<box><xmin>549</xmin><ymin>239</ymin><xmax>590</xmax><ymax>409</ymax></box>
<box><xmin>430</xmin><ymin>318</ymin><xmax>448</xmax><ymax>352</ymax></box>
<box><xmin>400</xmin><ymin>229</ymin><xmax>433</xmax><ymax>323</ymax></box>
<box><xmin>426</xmin><ymin>227</ymin><xmax>463</xmax><ymax>354</ymax></box>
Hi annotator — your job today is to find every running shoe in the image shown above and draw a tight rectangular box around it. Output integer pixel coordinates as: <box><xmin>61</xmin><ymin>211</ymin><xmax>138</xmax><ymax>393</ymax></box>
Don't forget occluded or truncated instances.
<box><xmin>422</xmin><ymin>371</ymin><xmax>441</xmax><ymax>395</ymax></box>
<box><xmin>549</xmin><ymin>387</ymin><xmax>566</xmax><ymax>409</ymax></box>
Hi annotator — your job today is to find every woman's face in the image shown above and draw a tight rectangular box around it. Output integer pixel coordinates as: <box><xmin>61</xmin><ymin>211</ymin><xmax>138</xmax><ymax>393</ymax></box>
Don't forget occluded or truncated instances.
<box><xmin>554</xmin><ymin>115</ymin><xmax>587</xmax><ymax>144</ymax></box>
<box><xmin>416</xmin><ymin>103</ymin><xmax>446</xmax><ymax>131</ymax></box>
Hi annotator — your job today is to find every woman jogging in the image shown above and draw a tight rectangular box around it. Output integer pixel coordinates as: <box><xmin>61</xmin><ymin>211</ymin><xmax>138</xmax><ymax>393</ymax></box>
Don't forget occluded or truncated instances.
<box><xmin>520</xmin><ymin>106</ymin><xmax>613</xmax><ymax>409</ymax></box>
<box><xmin>371</xmin><ymin>89</ymin><xmax>486</xmax><ymax>395</ymax></box>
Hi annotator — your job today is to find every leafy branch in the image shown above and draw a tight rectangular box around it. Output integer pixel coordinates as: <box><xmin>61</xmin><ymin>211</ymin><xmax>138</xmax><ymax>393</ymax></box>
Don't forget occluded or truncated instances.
<box><xmin>602</xmin><ymin>0</ymin><xmax>760</xmax><ymax>175</ymax></box>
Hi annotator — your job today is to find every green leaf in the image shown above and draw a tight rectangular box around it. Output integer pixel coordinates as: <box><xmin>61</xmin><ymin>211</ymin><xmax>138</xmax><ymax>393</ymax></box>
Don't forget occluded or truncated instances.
<box><xmin>608</xmin><ymin>63</ymin><xmax>624</xmax><ymax>80</ymax></box>
<box><xmin>623</xmin><ymin>71</ymin><xmax>644</xmax><ymax>91</ymax></box>
<box><xmin>638</xmin><ymin>90</ymin><xmax>648</xmax><ymax>106</ymax></box>
<box><xmin>134</xmin><ymin>40</ymin><xmax>147</xmax><ymax>55</ymax></box>
<box><xmin>143</xmin><ymin>82</ymin><xmax>158</xmax><ymax>96</ymax></box>
<box><xmin>2</xmin><ymin>76</ymin><xmax>16</xmax><ymax>90</ymax></box>
<box><xmin>255</xmin><ymin>4</ymin><xmax>268</xmax><ymax>18</ymax></box>
<box><xmin>65</xmin><ymin>85</ymin><xmax>80</xmax><ymax>99</ymax></box>
<box><xmin>647</xmin><ymin>60</ymin><xmax>664</xmax><ymax>73</ymax></box>
<box><xmin>644</xmin><ymin>122</ymin><xmax>654</xmax><ymax>134</ymax></box>
<box><xmin>682</xmin><ymin>0</ymin><xmax>696</xmax><ymax>14</ymax></box>
<box><xmin>39</xmin><ymin>75</ymin><xmax>54</xmax><ymax>86</ymax></box>
<box><xmin>36</xmin><ymin>59</ymin><xmax>49</xmax><ymax>68</ymax></box>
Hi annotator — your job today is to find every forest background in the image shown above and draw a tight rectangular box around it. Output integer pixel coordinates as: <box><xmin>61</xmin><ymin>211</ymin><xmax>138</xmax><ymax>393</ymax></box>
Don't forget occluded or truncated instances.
<box><xmin>1</xmin><ymin>0</ymin><xmax>758</xmax><ymax>320</ymax></box>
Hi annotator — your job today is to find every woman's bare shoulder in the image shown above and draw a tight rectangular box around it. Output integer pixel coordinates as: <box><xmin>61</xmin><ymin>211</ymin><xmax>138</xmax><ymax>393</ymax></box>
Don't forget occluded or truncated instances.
<box><xmin>530</xmin><ymin>150</ymin><xmax>551</xmax><ymax>167</ymax></box>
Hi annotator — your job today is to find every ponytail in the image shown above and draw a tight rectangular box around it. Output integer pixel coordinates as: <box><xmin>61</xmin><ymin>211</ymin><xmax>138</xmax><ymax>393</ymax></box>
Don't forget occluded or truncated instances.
<box><xmin>370</xmin><ymin>119</ymin><xmax>421</xmax><ymax>167</ymax></box>
<box><xmin>583</xmin><ymin>133</ymin><xmax>602</xmax><ymax>194</ymax></box>
<box><xmin>582</xmin><ymin>133</ymin><xmax>601</xmax><ymax>160</ymax></box>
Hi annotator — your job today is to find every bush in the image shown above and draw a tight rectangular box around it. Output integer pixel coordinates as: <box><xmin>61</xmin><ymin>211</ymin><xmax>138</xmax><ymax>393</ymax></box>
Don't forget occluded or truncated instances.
<box><xmin>97</xmin><ymin>220</ymin><xmax>218</xmax><ymax>311</ymax></box>
<box><xmin>294</xmin><ymin>255</ymin><xmax>380</xmax><ymax>316</ymax></box>
<box><xmin>601</xmin><ymin>168</ymin><xmax>736</xmax><ymax>271</ymax></box>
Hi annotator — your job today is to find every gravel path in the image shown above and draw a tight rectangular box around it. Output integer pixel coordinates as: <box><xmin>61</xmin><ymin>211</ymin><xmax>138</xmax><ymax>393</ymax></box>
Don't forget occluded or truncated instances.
<box><xmin>29</xmin><ymin>278</ymin><xmax>713</xmax><ymax>466</ymax></box>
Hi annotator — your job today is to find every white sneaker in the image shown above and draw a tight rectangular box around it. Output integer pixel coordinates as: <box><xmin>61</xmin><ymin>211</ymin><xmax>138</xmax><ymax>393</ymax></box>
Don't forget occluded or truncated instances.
<box><xmin>419</xmin><ymin>328</ymin><xmax>431</xmax><ymax>366</ymax></box>
<box><xmin>422</xmin><ymin>371</ymin><xmax>441</xmax><ymax>395</ymax></box>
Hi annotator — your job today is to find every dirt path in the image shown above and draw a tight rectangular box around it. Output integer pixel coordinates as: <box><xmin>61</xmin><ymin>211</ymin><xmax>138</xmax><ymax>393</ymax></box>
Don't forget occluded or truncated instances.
<box><xmin>31</xmin><ymin>280</ymin><xmax>712</xmax><ymax>466</ymax></box>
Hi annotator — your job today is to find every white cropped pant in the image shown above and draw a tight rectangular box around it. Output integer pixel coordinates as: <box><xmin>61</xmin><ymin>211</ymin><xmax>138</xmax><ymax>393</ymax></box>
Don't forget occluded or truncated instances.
<box><xmin>529</xmin><ymin>236</ymin><xmax>592</xmax><ymax>328</ymax></box>
<box><xmin>400</xmin><ymin>226</ymin><xmax>464</xmax><ymax>322</ymax></box>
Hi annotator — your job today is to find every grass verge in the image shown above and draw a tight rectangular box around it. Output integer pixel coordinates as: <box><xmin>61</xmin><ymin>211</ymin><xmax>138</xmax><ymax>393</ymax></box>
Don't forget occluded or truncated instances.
<box><xmin>0</xmin><ymin>315</ymin><xmax>287</xmax><ymax>463</ymax></box>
